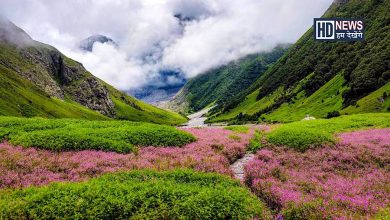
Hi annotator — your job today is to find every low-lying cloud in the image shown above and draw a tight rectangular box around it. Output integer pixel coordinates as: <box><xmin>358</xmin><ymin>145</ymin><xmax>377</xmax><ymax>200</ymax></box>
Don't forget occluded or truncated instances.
<box><xmin>0</xmin><ymin>0</ymin><xmax>333</xmax><ymax>91</ymax></box>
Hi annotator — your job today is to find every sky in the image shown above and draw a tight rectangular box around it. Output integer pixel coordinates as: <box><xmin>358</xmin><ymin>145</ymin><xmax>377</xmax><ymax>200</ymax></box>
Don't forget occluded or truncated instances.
<box><xmin>0</xmin><ymin>0</ymin><xmax>333</xmax><ymax>92</ymax></box>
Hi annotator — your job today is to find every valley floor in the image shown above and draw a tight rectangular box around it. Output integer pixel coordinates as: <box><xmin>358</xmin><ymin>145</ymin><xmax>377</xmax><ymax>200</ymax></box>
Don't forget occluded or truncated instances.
<box><xmin>0</xmin><ymin>113</ymin><xmax>389</xmax><ymax>219</ymax></box>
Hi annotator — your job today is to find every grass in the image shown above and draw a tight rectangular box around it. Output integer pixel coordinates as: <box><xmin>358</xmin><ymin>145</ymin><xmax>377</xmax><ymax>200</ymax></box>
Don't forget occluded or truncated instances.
<box><xmin>0</xmin><ymin>62</ymin><xmax>108</xmax><ymax>120</ymax></box>
<box><xmin>0</xmin><ymin>117</ymin><xmax>195</xmax><ymax>153</ymax></box>
<box><xmin>264</xmin><ymin>74</ymin><xmax>346</xmax><ymax>122</ymax></box>
<box><xmin>266</xmin><ymin>113</ymin><xmax>390</xmax><ymax>151</ymax></box>
<box><xmin>248</xmin><ymin>130</ymin><xmax>264</xmax><ymax>152</ymax></box>
<box><xmin>210</xmin><ymin>74</ymin><xmax>389</xmax><ymax>124</ymax></box>
<box><xmin>228</xmin><ymin>134</ymin><xmax>242</xmax><ymax>141</ymax></box>
<box><xmin>106</xmin><ymin>83</ymin><xmax>188</xmax><ymax>125</ymax></box>
<box><xmin>224</xmin><ymin>125</ymin><xmax>250</xmax><ymax>133</ymax></box>
<box><xmin>342</xmin><ymin>82</ymin><xmax>390</xmax><ymax>115</ymax></box>
<box><xmin>208</xmin><ymin>88</ymin><xmax>283</xmax><ymax>123</ymax></box>
<box><xmin>0</xmin><ymin>169</ymin><xmax>268</xmax><ymax>220</ymax></box>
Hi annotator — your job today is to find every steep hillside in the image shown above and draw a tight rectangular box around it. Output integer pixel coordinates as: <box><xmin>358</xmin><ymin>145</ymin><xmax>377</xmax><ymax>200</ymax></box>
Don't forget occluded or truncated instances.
<box><xmin>0</xmin><ymin>18</ymin><xmax>186</xmax><ymax>125</ymax></box>
<box><xmin>166</xmin><ymin>46</ymin><xmax>289</xmax><ymax>113</ymax></box>
<box><xmin>209</xmin><ymin>0</ymin><xmax>390</xmax><ymax>123</ymax></box>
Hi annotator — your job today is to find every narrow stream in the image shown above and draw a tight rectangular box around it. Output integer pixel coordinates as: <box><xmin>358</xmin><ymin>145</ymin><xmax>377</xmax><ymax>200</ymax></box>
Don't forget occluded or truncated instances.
<box><xmin>182</xmin><ymin>106</ymin><xmax>214</xmax><ymax>127</ymax></box>
<box><xmin>182</xmin><ymin>106</ymin><xmax>254</xmax><ymax>181</ymax></box>
<box><xmin>230</xmin><ymin>153</ymin><xmax>255</xmax><ymax>180</ymax></box>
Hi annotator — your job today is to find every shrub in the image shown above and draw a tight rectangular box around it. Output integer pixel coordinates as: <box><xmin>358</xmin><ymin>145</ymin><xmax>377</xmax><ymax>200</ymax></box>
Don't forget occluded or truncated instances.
<box><xmin>248</xmin><ymin>130</ymin><xmax>264</xmax><ymax>152</ymax></box>
<box><xmin>326</xmin><ymin>110</ymin><xmax>340</xmax><ymax>119</ymax></box>
<box><xmin>267</xmin><ymin>128</ymin><xmax>334</xmax><ymax>151</ymax></box>
<box><xmin>224</xmin><ymin>125</ymin><xmax>249</xmax><ymax>133</ymax></box>
<box><xmin>0</xmin><ymin>169</ymin><xmax>269</xmax><ymax>220</ymax></box>
<box><xmin>0</xmin><ymin>117</ymin><xmax>196</xmax><ymax>153</ymax></box>
<box><xmin>282</xmin><ymin>201</ymin><xmax>324</xmax><ymax>220</ymax></box>
<box><xmin>228</xmin><ymin>134</ymin><xmax>242</xmax><ymax>141</ymax></box>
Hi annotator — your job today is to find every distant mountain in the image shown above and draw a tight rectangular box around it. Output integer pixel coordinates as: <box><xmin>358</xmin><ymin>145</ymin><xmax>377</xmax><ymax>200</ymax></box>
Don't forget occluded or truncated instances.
<box><xmin>128</xmin><ymin>70</ymin><xmax>186</xmax><ymax>104</ymax></box>
<box><xmin>130</xmin><ymin>84</ymin><xmax>184</xmax><ymax>104</ymax></box>
<box><xmin>78</xmin><ymin>34</ymin><xmax>117</xmax><ymax>52</ymax></box>
<box><xmin>0</xmin><ymin>18</ymin><xmax>186</xmax><ymax>125</ymax></box>
<box><xmin>165</xmin><ymin>45</ymin><xmax>289</xmax><ymax>113</ymax></box>
<box><xmin>208</xmin><ymin>0</ymin><xmax>390</xmax><ymax>123</ymax></box>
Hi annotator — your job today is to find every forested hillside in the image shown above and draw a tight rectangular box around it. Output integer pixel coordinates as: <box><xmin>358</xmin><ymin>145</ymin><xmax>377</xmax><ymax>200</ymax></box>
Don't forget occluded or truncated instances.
<box><xmin>208</xmin><ymin>0</ymin><xmax>389</xmax><ymax>123</ymax></box>
<box><xmin>167</xmin><ymin>46</ymin><xmax>289</xmax><ymax>113</ymax></box>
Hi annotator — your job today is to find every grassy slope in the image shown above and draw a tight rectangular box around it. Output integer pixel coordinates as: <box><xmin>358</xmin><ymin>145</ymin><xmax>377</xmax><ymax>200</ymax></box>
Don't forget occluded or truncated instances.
<box><xmin>105</xmin><ymin>83</ymin><xmax>187</xmax><ymax>125</ymax></box>
<box><xmin>263</xmin><ymin>74</ymin><xmax>346</xmax><ymax>122</ymax></box>
<box><xmin>0</xmin><ymin>60</ymin><xmax>107</xmax><ymax>120</ymax></box>
<box><xmin>0</xmin><ymin>42</ymin><xmax>187</xmax><ymax>125</ymax></box>
<box><xmin>266</xmin><ymin>113</ymin><xmax>390</xmax><ymax>151</ymax></box>
<box><xmin>210</xmin><ymin>0</ymin><xmax>390</xmax><ymax>123</ymax></box>
<box><xmin>342</xmin><ymin>82</ymin><xmax>390</xmax><ymax>114</ymax></box>
<box><xmin>212</xmin><ymin>75</ymin><xmax>389</xmax><ymax>123</ymax></box>
<box><xmin>208</xmin><ymin>88</ymin><xmax>283</xmax><ymax>123</ymax></box>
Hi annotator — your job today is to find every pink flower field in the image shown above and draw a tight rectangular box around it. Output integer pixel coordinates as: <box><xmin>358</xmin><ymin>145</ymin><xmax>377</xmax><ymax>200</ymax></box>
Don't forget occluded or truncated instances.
<box><xmin>1</xmin><ymin>125</ymin><xmax>389</xmax><ymax>219</ymax></box>
<box><xmin>244</xmin><ymin>128</ymin><xmax>390</xmax><ymax>219</ymax></box>
<box><xmin>0</xmin><ymin>126</ymin><xmax>264</xmax><ymax>189</ymax></box>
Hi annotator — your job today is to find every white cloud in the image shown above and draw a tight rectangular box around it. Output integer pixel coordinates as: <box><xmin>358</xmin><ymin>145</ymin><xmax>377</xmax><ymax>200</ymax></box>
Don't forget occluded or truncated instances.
<box><xmin>0</xmin><ymin>0</ymin><xmax>333</xmax><ymax>90</ymax></box>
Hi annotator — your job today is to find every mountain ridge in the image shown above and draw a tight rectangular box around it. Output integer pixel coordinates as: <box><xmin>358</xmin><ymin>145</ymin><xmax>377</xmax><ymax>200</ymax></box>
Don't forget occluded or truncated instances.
<box><xmin>0</xmin><ymin>17</ymin><xmax>186</xmax><ymax>125</ymax></box>
<box><xmin>165</xmin><ymin>45</ymin><xmax>290</xmax><ymax>113</ymax></box>
<box><xmin>207</xmin><ymin>0</ymin><xmax>389</xmax><ymax>123</ymax></box>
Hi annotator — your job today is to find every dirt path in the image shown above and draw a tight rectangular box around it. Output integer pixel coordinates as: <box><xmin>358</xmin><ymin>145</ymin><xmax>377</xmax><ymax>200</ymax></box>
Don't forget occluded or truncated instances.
<box><xmin>230</xmin><ymin>153</ymin><xmax>255</xmax><ymax>180</ymax></box>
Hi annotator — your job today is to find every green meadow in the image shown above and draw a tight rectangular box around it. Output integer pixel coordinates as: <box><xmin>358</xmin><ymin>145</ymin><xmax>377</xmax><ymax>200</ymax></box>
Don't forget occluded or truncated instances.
<box><xmin>0</xmin><ymin>169</ymin><xmax>268</xmax><ymax>220</ymax></box>
<box><xmin>266</xmin><ymin>113</ymin><xmax>390</xmax><ymax>151</ymax></box>
<box><xmin>0</xmin><ymin>117</ymin><xmax>195</xmax><ymax>153</ymax></box>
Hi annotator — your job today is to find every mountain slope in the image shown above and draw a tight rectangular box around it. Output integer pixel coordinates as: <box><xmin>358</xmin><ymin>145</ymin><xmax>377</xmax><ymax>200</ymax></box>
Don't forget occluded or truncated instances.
<box><xmin>166</xmin><ymin>46</ymin><xmax>289</xmax><ymax>113</ymax></box>
<box><xmin>0</xmin><ymin>18</ymin><xmax>186</xmax><ymax>125</ymax></box>
<box><xmin>209</xmin><ymin>0</ymin><xmax>390</xmax><ymax>123</ymax></box>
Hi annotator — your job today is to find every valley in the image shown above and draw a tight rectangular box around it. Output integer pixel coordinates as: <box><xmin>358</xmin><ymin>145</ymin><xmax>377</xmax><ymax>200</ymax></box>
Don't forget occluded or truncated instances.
<box><xmin>0</xmin><ymin>0</ymin><xmax>389</xmax><ymax>219</ymax></box>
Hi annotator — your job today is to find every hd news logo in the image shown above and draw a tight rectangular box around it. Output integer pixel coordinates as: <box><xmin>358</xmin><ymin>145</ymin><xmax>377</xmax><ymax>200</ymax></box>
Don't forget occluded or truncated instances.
<box><xmin>314</xmin><ymin>18</ymin><xmax>364</xmax><ymax>41</ymax></box>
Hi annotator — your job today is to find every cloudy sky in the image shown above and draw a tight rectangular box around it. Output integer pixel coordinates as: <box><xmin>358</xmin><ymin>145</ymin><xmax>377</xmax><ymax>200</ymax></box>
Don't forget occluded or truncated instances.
<box><xmin>0</xmin><ymin>0</ymin><xmax>333</xmax><ymax>91</ymax></box>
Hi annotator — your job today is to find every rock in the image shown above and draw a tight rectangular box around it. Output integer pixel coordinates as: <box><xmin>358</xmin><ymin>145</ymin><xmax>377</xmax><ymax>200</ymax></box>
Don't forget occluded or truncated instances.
<box><xmin>1</xmin><ymin>18</ymin><xmax>116</xmax><ymax>117</ymax></box>
<box><xmin>302</xmin><ymin>115</ymin><xmax>316</xmax><ymax>121</ymax></box>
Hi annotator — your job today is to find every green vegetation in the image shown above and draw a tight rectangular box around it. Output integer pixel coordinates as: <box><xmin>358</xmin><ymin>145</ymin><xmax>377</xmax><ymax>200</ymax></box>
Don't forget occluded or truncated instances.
<box><xmin>266</xmin><ymin>113</ymin><xmax>390</xmax><ymax>151</ymax></box>
<box><xmin>210</xmin><ymin>0</ymin><xmax>390</xmax><ymax>123</ymax></box>
<box><xmin>263</xmin><ymin>74</ymin><xmax>346</xmax><ymax>122</ymax></box>
<box><xmin>0</xmin><ymin>23</ymin><xmax>187</xmax><ymax>125</ymax></box>
<box><xmin>248</xmin><ymin>130</ymin><xmax>264</xmax><ymax>152</ymax></box>
<box><xmin>224</xmin><ymin>125</ymin><xmax>249</xmax><ymax>133</ymax></box>
<box><xmin>0</xmin><ymin>45</ymin><xmax>108</xmax><ymax>120</ymax></box>
<box><xmin>342</xmin><ymin>82</ymin><xmax>390</xmax><ymax>115</ymax></box>
<box><xmin>228</xmin><ymin>134</ymin><xmax>242</xmax><ymax>141</ymax></box>
<box><xmin>0</xmin><ymin>169</ymin><xmax>268</xmax><ymax>220</ymax></box>
<box><xmin>0</xmin><ymin>117</ymin><xmax>195</xmax><ymax>153</ymax></box>
<box><xmin>106</xmin><ymin>83</ymin><xmax>187</xmax><ymax>125</ymax></box>
<box><xmin>208</xmin><ymin>87</ymin><xmax>283</xmax><ymax>123</ymax></box>
<box><xmin>170</xmin><ymin>46</ymin><xmax>289</xmax><ymax>113</ymax></box>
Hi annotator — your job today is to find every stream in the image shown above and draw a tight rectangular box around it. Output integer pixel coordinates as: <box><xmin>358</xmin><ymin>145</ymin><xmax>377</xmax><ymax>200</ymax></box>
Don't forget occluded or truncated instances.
<box><xmin>182</xmin><ymin>106</ymin><xmax>214</xmax><ymax>127</ymax></box>
<box><xmin>181</xmin><ymin>107</ymin><xmax>254</xmax><ymax>180</ymax></box>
